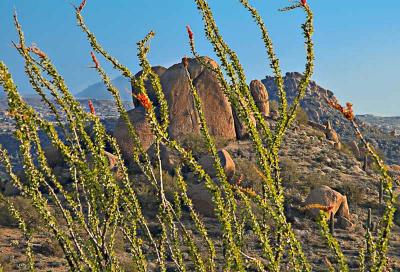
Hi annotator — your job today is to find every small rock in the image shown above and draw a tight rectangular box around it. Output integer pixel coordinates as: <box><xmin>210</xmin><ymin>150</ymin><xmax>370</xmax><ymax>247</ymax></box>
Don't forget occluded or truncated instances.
<box><xmin>198</xmin><ymin>149</ymin><xmax>235</xmax><ymax>181</ymax></box>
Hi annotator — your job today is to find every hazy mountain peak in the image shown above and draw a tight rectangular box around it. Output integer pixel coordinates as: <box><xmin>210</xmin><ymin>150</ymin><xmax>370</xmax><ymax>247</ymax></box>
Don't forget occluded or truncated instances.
<box><xmin>76</xmin><ymin>76</ymin><xmax>131</xmax><ymax>101</ymax></box>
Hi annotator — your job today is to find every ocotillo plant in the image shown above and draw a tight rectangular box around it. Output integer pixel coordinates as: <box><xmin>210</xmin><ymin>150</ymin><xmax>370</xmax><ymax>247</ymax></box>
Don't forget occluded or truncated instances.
<box><xmin>0</xmin><ymin>0</ymin><xmax>398</xmax><ymax>271</ymax></box>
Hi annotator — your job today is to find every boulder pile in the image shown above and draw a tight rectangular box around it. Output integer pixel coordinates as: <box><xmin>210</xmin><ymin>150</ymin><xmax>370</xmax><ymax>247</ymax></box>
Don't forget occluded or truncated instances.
<box><xmin>114</xmin><ymin>57</ymin><xmax>271</xmax><ymax>163</ymax></box>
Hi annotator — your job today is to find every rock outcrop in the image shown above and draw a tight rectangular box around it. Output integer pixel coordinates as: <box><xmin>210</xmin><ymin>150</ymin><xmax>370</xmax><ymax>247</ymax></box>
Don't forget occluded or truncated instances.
<box><xmin>114</xmin><ymin>57</ymin><xmax>238</xmax><ymax>162</ymax></box>
<box><xmin>324</xmin><ymin>120</ymin><xmax>341</xmax><ymax>149</ymax></box>
<box><xmin>161</xmin><ymin>57</ymin><xmax>236</xmax><ymax>140</ymax></box>
<box><xmin>250</xmin><ymin>80</ymin><xmax>269</xmax><ymax>117</ymax></box>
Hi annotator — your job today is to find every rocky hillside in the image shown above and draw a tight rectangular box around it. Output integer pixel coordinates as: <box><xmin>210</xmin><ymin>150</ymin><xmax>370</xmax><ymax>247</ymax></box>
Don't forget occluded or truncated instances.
<box><xmin>263</xmin><ymin>72</ymin><xmax>359</xmax><ymax>138</ymax></box>
<box><xmin>1</xmin><ymin>119</ymin><xmax>400</xmax><ymax>271</ymax></box>
<box><xmin>263</xmin><ymin>72</ymin><xmax>400</xmax><ymax>165</ymax></box>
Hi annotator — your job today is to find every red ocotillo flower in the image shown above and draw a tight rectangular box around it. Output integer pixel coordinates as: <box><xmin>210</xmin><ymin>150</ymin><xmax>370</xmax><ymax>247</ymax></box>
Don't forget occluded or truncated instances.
<box><xmin>88</xmin><ymin>99</ymin><xmax>95</xmax><ymax>115</ymax></box>
<box><xmin>90</xmin><ymin>51</ymin><xmax>99</xmax><ymax>69</ymax></box>
<box><xmin>30</xmin><ymin>45</ymin><xmax>46</xmax><ymax>59</ymax></box>
<box><xmin>301</xmin><ymin>0</ymin><xmax>307</xmax><ymax>6</ymax></box>
<box><xmin>325</xmin><ymin>97</ymin><xmax>355</xmax><ymax>121</ymax></box>
<box><xmin>186</xmin><ymin>25</ymin><xmax>194</xmax><ymax>41</ymax></box>
<box><xmin>345</xmin><ymin>102</ymin><xmax>355</xmax><ymax>120</ymax></box>
<box><xmin>77</xmin><ymin>0</ymin><xmax>87</xmax><ymax>12</ymax></box>
<box><xmin>135</xmin><ymin>93</ymin><xmax>152</xmax><ymax>111</ymax></box>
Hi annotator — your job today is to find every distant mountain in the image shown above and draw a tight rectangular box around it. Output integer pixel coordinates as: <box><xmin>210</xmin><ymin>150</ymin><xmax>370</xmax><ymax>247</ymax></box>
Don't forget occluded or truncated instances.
<box><xmin>357</xmin><ymin>115</ymin><xmax>400</xmax><ymax>134</ymax></box>
<box><xmin>76</xmin><ymin>76</ymin><xmax>132</xmax><ymax>101</ymax></box>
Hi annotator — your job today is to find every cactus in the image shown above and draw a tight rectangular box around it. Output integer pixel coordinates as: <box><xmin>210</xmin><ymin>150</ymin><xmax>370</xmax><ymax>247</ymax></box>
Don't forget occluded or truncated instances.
<box><xmin>367</xmin><ymin>208</ymin><xmax>372</xmax><ymax>230</ymax></box>
<box><xmin>363</xmin><ymin>154</ymin><xmax>368</xmax><ymax>171</ymax></box>
<box><xmin>329</xmin><ymin>212</ymin><xmax>335</xmax><ymax>236</ymax></box>
<box><xmin>379</xmin><ymin>179</ymin><xmax>384</xmax><ymax>204</ymax></box>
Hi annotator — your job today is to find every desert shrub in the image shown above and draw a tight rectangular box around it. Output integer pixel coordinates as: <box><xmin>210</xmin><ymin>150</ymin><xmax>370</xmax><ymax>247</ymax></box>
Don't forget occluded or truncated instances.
<box><xmin>0</xmin><ymin>197</ymin><xmax>42</xmax><ymax>229</ymax></box>
<box><xmin>270</xmin><ymin>100</ymin><xmax>279</xmax><ymax>112</ymax></box>
<box><xmin>340</xmin><ymin>141</ymin><xmax>357</xmax><ymax>158</ymax></box>
<box><xmin>180</xmin><ymin>133</ymin><xmax>229</xmax><ymax>157</ymax></box>
<box><xmin>234</xmin><ymin>158</ymin><xmax>263</xmax><ymax>192</ymax></box>
<box><xmin>295</xmin><ymin>106</ymin><xmax>309</xmax><ymax>126</ymax></box>
<box><xmin>279</xmin><ymin>157</ymin><xmax>301</xmax><ymax>185</ymax></box>
<box><xmin>154</xmin><ymin>170</ymin><xmax>180</xmax><ymax>201</ymax></box>
<box><xmin>0</xmin><ymin>1</ymin><xmax>396</xmax><ymax>271</ymax></box>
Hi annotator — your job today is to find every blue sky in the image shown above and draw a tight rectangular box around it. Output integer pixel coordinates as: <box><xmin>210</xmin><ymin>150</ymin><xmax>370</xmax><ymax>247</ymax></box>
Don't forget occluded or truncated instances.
<box><xmin>1</xmin><ymin>0</ymin><xmax>399</xmax><ymax>116</ymax></box>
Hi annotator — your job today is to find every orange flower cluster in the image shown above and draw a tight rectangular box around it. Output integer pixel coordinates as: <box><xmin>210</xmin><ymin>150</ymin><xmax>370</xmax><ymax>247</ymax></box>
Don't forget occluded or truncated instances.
<box><xmin>135</xmin><ymin>93</ymin><xmax>152</xmax><ymax>110</ymax></box>
<box><xmin>29</xmin><ymin>45</ymin><xmax>46</xmax><ymax>59</ymax></box>
<box><xmin>88</xmin><ymin>99</ymin><xmax>95</xmax><ymax>115</ymax></box>
<box><xmin>77</xmin><ymin>0</ymin><xmax>87</xmax><ymax>13</ymax></box>
<box><xmin>325</xmin><ymin>98</ymin><xmax>354</xmax><ymax>121</ymax></box>
<box><xmin>301</xmin><ymin>203</ymin><xmax>334</xmax><ymax>213</ymax></box>
<box><xmin>186</xmin><ymin>25</ymin><xmax>194</xmax><ymax>41</ymax></box>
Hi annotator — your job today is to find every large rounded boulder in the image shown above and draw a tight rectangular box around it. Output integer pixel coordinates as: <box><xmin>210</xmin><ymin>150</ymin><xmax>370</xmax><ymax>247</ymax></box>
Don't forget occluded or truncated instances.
<box><xmin>160</xmin><ymin>57</ymin><xmax>236</xmax><ymax>140</ymax></box>
<box><xmin>114</xmin><ymin>57</ymin><xmax>237</xmax><ymax>163</ymax></box>
<box><xmin>304</xmin><ymin>185</ymin><xmax>351</xmax><ymax>220</ymax></box>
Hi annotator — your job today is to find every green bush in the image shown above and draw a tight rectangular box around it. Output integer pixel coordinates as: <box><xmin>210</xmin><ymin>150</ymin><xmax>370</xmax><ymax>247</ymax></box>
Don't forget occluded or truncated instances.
<box><xmin>295</xmin><ymin>106</ymin><xmax>309</xmax><ymax>126</ymax></box>
<box><xmin>270</xmin><ymin>100</ymin><xmax>279</xmax><ymax>112</ymax></box>
<box><xmin>180</xmin><ymin>133</ymin><xmax>229</xmax><ymax>157</ymax></box>
<box><xmin>280</xmin><ymin>157</ymin><xmax>301</xmax><ymax>185</ymax></box>
<box><xmin>0</xmin><ymin>197</ymin><xmax>43</xmax><ymax>229</ymax></box>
